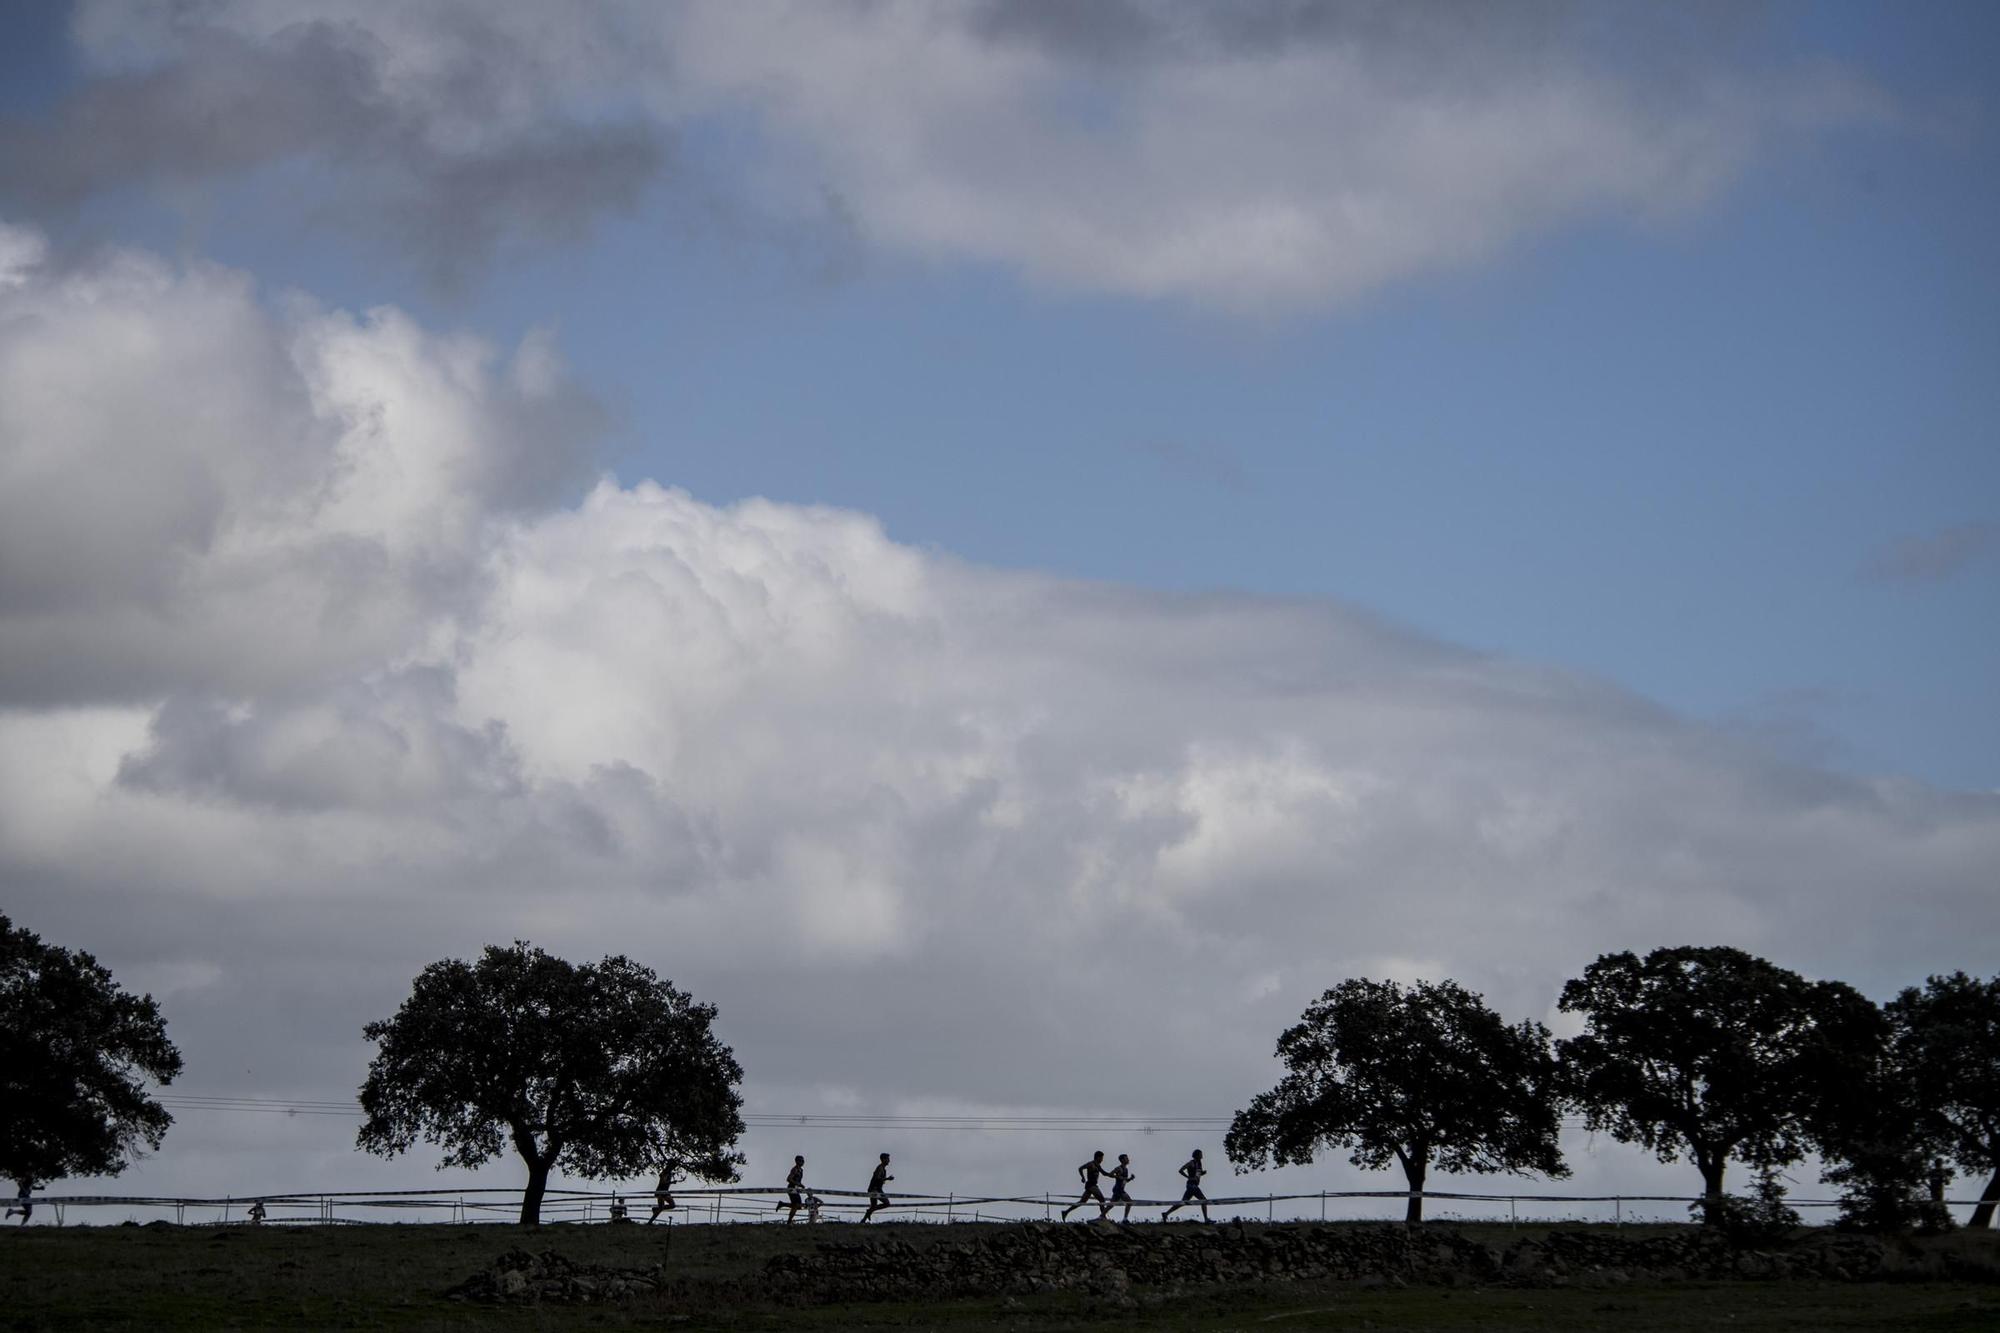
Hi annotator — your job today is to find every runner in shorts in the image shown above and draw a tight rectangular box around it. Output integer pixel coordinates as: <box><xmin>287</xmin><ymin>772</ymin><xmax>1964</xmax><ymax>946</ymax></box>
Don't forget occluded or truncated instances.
<box><xmin>1061</xmin><ymin>1150</ymin><xmax>1111</xmax><ymax>1220</ymax></box>
<box><xmin>1101</xmin><ymin>1153</ymin><xmax>1135</xmax><ymax>1223</ymax></box>
<box><xmin>648</xmin><ymin>1161</ymin><xmax>680</xmax><ymax>1223</ymax></box>
<box><xmin>777</xmin><ymin>1155</ymin><xmax>808</xmax><ymax>1223</ymax></box>
<box><xmin>1162</xmin><ymin>1149</ymin><xmax>1209</xmax><ymax>1221</ymax></box>
<box><xmin>862</xmin><ymin>1153</ymin><xmax>894</xmax><ymax>1222</ymax></box>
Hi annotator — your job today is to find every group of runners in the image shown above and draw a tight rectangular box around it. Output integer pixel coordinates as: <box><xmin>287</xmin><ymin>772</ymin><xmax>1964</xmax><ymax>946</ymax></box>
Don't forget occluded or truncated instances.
<box><xmin>1060</xmin><ymin>1148</ymin><xmax>1210</xmax><ymax>1224</ymax></box>
<box><xmin>642</xmin><ymin>1148</ymin><xmax>1211</xmax><ymax>1225</ymax></box>
<box><xmin>7</xmin><ymin>1150</ymin><xmax>1212</xmax><ymax>1228</ymax></box>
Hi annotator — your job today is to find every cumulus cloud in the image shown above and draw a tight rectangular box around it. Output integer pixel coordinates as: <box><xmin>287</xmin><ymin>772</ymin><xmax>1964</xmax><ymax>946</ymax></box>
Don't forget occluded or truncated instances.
<box><xmin>1</xmin><ymin>223</ymin><xmax>1994</xmax><ymax>1208</ymax></box>
<box><xmin>0</xmin><ymin>230</ymin><xmax>602</xmax><ymax>704</ymax></box>
<box><xmin>12</xmin><ymin>0</ymin><xmax>1891</xmax><ymax>309</ymax></box>
<box><xmin>661</xmin><ymin>0</ymin><xmax>1887</xmax><ymax>310</ymax></box>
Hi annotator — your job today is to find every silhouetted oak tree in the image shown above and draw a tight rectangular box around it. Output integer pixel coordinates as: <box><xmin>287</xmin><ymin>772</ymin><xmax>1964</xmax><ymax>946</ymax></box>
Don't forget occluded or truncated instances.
<box><xmin>1886</xmin><ymin>972</ymin><xmax>2000</xmax><ymax>1229</ymax></box>
<box><xmin>1557</xmin><ymin>945</ymin><xmax>1877</xmax><ymax>1222</ymax></box>
<box><xmin>0</xmin><ymin>915</ymin><xmax>183</xmax><ymax>1196</ymax></box>
<box><xmin>1225</xmin><ymin>978</ymin><xmax>1567</xmax><ymax>1224</ymax></box>
<box><xmin>358</xmin><ymin>943</ymin><xmax>745</xmax><ymax>1225</ymax></box>
<box><xmin>1810</xmin><ymin>996</ymin><xmax>1954</xmax><ymax>1234</ymax></box>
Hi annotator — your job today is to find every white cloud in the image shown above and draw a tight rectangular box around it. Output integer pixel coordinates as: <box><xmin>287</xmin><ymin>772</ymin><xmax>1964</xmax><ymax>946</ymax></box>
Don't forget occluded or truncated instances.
<box><xmin>0</xmin><ymin>231</ymin><xmax>599</xmax><ymax>704</ymax></box>
<box><xmin>2</xmin><ymin>225</ymin><xmax>1994</xmax><ymax>1210</ymax></box>
<box><xmin>0</xmin><ymin>222</ymin><xmax>46</xmax><ymax>288</ymax></box>
<box><xmin>20</xmin><ymin>0</ymin><xmax>1892</xmax><ymax>311</ymax></box>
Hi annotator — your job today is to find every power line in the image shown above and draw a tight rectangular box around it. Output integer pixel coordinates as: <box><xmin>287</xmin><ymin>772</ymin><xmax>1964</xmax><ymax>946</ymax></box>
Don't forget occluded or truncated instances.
<box><xmin>157</xmin><ymin>1095</ymin><xmax>358</xmax><ymax>1118</ymax></box>
<box><xmin>153</xmin><ymin>1094</ymin><xmax>1237</xmax><ymax>1130</ymax></box>
<box><xmin>154</xmin><ymin>1094</ymin><xmax>1593</xmax><ymax>1131</ymax></box>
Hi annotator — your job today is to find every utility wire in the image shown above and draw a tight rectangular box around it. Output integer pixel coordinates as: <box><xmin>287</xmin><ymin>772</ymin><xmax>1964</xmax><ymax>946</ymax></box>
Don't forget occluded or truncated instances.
<box><xmin>154</xmin><ymin>1095</ymin><xmax>1235</xmax><ymax>1129</ymax></box>
<box><xmin>153</xmin><ymin>1093</ymin><xmax>1593</xmax><ymax>1130</ymax></box>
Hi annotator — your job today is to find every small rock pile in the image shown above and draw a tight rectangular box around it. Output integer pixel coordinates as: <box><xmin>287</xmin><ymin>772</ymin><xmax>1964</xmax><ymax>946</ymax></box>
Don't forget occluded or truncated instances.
<box><xmin>763</xmin><ymin>1222</ymin><xmax>1933</xmax><ymax>1304</ymax></box>
<box><xmin>445</xmin><ymin>1248</ymin><xmax>664</xmax><ymax>1304</ymax></box>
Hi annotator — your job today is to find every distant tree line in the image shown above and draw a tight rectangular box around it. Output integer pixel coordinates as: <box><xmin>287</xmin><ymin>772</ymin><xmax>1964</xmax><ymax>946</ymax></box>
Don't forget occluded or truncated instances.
<box><xmin>5</xmin><ymin>915</ymin><xmax>1996</xmax><ymax>1234</ymax></box>
<box><xmin>1226</xmin><ymin>946</ymin><xmax>2000</xmax><ymax>1232</ymax></box>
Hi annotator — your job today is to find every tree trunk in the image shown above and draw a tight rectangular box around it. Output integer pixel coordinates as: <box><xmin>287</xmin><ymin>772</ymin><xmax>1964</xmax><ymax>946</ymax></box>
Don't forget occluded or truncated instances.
<box><xmin>1401</xmin><ymin>1154</ymin><xmax>1427</xmax><ymax>1226</ymax></box>
<box><xmin>1971</xmin><ymin>1165</ymin><xmax>2000</xmax><ymax>1230</ymax></box>
<box><xmin>520</xmin><ymin>1156</ymin><xmax>551</xmax><ymax>1226</ymax></box>
<box><xmin>1697</xmin><ymin>1154</ymin><xmax>1727</xmax><ymax>1225</ymax></box>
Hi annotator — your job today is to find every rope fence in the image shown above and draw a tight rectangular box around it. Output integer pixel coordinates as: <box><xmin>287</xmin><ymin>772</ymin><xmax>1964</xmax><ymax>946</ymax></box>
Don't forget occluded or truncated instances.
<box><xmin>18</xmin><ymin>1184</ymin><xmax>1993</xmax><ymax>1229</ymax></box>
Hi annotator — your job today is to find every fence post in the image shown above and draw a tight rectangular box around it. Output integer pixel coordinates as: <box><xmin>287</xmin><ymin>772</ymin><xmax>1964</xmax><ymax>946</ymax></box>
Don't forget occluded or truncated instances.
<box><xmin>1320</xmin><ymin>1192</ymin><xmax>1326</xmax><ymax>1223</ymax></box>
<box><xmin>1614</xmin><ymin>1196</ymin><xmax>1622</xmax><ymax>1227</ymax></box>
<box><xmin>1509</xmin><ymin>1196</ymin><xmax>1516</xmax><ymax>1226</ymax></box>
<box><xmin>947</xmin><ymin>1193</ymin><xmax>955</xmax><ymax>1225</ymax></box>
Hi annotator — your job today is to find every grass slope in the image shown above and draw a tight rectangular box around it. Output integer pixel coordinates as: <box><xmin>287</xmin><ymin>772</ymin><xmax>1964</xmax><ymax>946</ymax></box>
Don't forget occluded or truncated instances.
<box><xmin>1</xmin><ymin>1220</ymin><xmax>1995</xmax><ymax>1331</ymax></box>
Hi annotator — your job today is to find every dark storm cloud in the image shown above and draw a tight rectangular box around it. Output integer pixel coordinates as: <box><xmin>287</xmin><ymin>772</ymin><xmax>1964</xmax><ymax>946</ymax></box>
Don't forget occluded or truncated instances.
<box><xmin>0</xmin><ymin>20</ymin><xmax>666</xmax><ymax>288</ymax></box>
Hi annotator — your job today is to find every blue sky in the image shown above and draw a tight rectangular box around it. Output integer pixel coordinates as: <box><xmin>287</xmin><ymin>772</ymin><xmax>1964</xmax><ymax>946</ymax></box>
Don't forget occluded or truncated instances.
<box><xmin>1</xmin><ymin>1</ymin><xmax>1996</xmax><ymax>1211</ymax></box>
<box><xmin>12</xmin><ymin>0</ymin><xmax>1988</xmax><ymax>788</ymax></box>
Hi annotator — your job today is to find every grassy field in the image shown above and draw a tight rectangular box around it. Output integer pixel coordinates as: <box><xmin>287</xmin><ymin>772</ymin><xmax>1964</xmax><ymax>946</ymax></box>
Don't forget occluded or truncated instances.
<box><xmin>2</xmin><ymin>1220</ymin><xmax>1996</xmax><ymax>1332</ymax></box>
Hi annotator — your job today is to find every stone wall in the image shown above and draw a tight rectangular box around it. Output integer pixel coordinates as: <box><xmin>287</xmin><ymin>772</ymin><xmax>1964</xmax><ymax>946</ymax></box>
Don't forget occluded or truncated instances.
<box><xmin>761</xmin><ymin>1221</ymin><xmax>1982</xmax><ymax>1304</ymax></box>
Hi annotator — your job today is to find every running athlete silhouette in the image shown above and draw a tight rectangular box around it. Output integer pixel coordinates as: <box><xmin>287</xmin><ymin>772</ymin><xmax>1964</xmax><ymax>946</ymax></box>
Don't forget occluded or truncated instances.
<box><xmin>777</xmin><ymin>1155</ymin><xmax>808</xmax><ymax>1223</ymax></box>
<box><xmin>1162</xmin><ymin>1149</ymin><xmax>1209</xmax><ymax>1221</ymax></box>
<box><xmin>5</xmin><ymin>1181</ymin><xmax>30</xmax><ymax>1225</ymax></box>
<box><xmin>861</xmin><ymin>1153</ymin><xmax>894</xmax><ymax>1222</ymax></box>
<box><xmin>648</xmin><ymin>1161</ymin><xmax>680</xmax><ymax>1223</ymax></box>
<box><xmin>1061</xmin><ymin>1150</ymin><xmax>1110</xmax><ymax>1220</ymax></box>
<box><xmin>1101</xmin><ymin>1153</ymin><xmax>1136</xmax><ymax>1222</ymax></box>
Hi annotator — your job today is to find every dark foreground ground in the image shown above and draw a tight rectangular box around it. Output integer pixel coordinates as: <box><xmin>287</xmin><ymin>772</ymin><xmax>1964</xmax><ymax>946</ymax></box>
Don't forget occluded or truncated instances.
<box><xmin>2</xmin><ymin>1218</ymin><xmax>1996</xmax><ymax>1332</ymax></box>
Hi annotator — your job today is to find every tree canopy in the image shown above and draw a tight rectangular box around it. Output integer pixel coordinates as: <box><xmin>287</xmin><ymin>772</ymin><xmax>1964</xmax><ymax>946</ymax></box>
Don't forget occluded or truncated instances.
<box><xmin>1557</xmin><ymin>945</ymin><xmax>1878</xmax><ymax>1220</ymax></box>
<box><xmin>1225</xmin><ymin>977</ymin><xmax>1567</xmax><ymax>1223</ymax></box>
<box><xmin>1886</xmin><ymin>971</ymin><xmax>2000</xmax><ymax>1229</ymax></box>
<box><xmin>0</xmin><ymin>914</ymin><xmax>183</xmax><ymax>1193</ymax></box>
<box><xmin>1809</xmin><ymin>993</ymin><xmax>1953</xmax><ymax>1235</ymax></box>
<box><xmin>357</xmin><ymin>942</ymin><xmax>745</xmax><ymax>1225</ymax></box>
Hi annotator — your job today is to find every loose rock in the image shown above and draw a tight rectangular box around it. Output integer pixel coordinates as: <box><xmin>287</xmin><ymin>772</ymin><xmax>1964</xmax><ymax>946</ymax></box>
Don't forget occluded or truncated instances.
<box><xmin>446</xmin><ymin>1248</ymin><xmax>665</xmax><ymax>1305</ymax></box>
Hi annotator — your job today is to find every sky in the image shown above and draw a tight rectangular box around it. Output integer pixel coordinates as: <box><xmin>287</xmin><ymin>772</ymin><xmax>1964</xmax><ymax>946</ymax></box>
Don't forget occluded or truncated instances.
<box><xmin>0</xmin><ymin>0</ymin><xmax>1996</xmax><ymax>1223</ymax></box>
